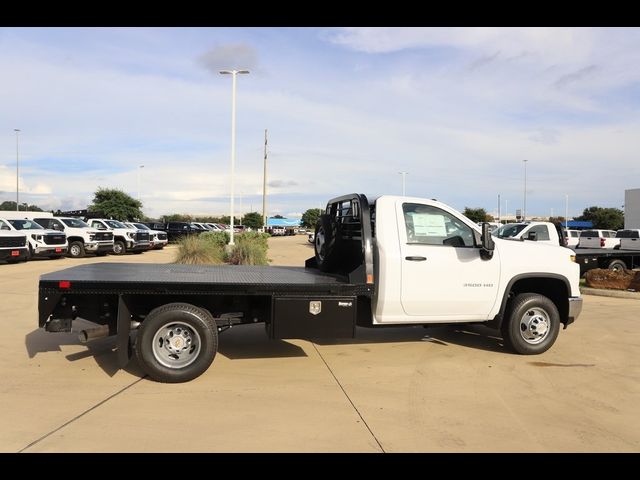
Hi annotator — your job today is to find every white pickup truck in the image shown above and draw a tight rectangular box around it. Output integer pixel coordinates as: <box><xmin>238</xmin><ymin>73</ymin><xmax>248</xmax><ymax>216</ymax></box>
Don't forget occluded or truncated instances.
<box><xmin>492</xmin><ymin>221</ymin><xmax>561</xmax><ymax>246</ymax></box>
<box><xmin>87</xmin><ymin>219</ymin><xmax>150</xmax><ymax>255</ymax></box>
<box><xmin>0</xmin><ymin>215</ymin><xmax>68</xmax><ymax>259</ymax></box>
<box><xmin>31</xmin><ymin>215</ymin><xmax>114</xmax><ymax>258</ymax></box>
<box><xmin>0</xmin><ymin>219</ymin><xmax>28</xmax><ymax>263</ymax></box>
<box><xmin>39</xmin><ymin>194</ymin><xmax>582</xmax><ymax>383</ymax></box>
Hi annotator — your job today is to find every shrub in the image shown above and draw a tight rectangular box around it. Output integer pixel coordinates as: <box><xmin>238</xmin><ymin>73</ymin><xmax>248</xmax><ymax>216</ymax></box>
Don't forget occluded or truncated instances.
<box><xmin>174</xmin><ymin>235</ymin><xmax>225</xmax><ymax>265</ymax></box>
<box><xmin>227</xmin><ymin>231</ymin><xmax>270</xmax><ymax>265</ymax></box>
<box><xmin>201</xmin><ymin>230</ymin><xmax>230</xmax><ymax>248</ymax></box>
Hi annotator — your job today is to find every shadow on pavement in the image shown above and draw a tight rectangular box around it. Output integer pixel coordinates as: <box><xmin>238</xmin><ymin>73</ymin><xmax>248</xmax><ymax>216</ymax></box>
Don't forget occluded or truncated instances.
<box><xmin>25</xmin><ymin>320</ymin><xmax>145</xmax><ymax>378</ymax></box>
<box><xmin>218</xmin><ymin>323</ymin><xmax>307</xmax><ymax>360</ymax></box>
<box><xmin>314</xmin><ymin>324</ymin><xmax>507</xmax><ymax>354</ymax></box>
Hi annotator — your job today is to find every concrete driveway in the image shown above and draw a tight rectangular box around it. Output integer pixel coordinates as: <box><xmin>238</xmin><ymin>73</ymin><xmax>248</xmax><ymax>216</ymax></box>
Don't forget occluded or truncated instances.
<box><xmin>2</xmin><ymin>236</ymin><xmax>638</xmax><ymax>452</ymax></box>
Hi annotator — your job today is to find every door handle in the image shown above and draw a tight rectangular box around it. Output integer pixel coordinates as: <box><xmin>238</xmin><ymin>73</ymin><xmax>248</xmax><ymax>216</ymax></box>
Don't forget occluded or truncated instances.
<box><xmin>405</xmin><ymin>256</ymin><xmax>427</xmax><ymax>261</ymax></box>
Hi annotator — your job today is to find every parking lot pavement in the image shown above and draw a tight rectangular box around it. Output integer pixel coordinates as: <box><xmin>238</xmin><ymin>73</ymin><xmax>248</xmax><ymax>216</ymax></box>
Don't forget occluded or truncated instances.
<box><xmin>2</xmin><ymin>237</ymin><xmax>639</xmax><ymax>452</ymax></box>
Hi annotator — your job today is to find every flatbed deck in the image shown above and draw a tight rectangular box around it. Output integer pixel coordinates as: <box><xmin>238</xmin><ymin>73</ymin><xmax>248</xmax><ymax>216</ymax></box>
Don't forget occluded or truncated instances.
<box><xmin>39</xmin><ymin>263</ymin><xmax>373</xmax><ymax>296</ymax></box>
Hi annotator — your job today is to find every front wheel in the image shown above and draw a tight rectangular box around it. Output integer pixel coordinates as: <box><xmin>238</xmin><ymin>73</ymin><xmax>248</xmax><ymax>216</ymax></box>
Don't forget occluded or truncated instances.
<box><xmin>134</xmin><ymin>303</ymin><xmax>218</xmax><ymax>383</ymax></box>
<box><xmin>502</xmin><ymin>293</ymin><xmax>560</xmax><ymax>355</ymax></box>
<box><xmin>112</xmin><ymin>240</ymin><xmax>126</xmax><ymax>255</ymax></box>
<box><xmin>68</xmin><ymin>241</ymin><xmax>85</xmax><ymax>258</ymax></box>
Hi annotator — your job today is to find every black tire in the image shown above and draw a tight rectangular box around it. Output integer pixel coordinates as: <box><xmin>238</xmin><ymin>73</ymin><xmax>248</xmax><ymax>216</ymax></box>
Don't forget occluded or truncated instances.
<box><xmin>314</xmin><ymin>214</ymin><xmax>341</xmax><ymax>272</ymax></box>
<box><xmin>68</xmin><ymin>241</ymin><xmax>85</xmax><ymax>258</ymax></box>
<box><xmin>112</xmin><ymin>240</ymin><xmax>126</xmax><ymax>255</ymax></box>
<box><xmin>501</xmin><ymin>293</ymin><xmax>560</xmax><ymax>355</ymax></box>
<box><xmin>608</xmin><ymin>259</ymin><xmax>627</xmax><ymax>272</ymax></box>
<box><xmin>134</xmin><ymin>303</ymin><xmax>218</xmax><ymax>383</ymax></box>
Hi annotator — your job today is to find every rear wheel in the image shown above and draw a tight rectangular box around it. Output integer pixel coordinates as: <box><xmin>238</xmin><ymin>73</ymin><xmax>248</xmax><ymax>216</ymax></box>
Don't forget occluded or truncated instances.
<box><xmin>134</xmin><ymin>303</ymin><xmax>218</xmax><ymax>383</ymax></box>
<box><xmin>502</xmin><ymin>293</ymin><xmax>560</xmax><ymax>355</ymax></box>
<box><xmin>608</xmin><ymin>259</ymin><xmax>627</xmax><ymax>272</ymax></box>
<box><xmin>68</xmin><ymin>241</ymin><xmax>85</xmax><ymax>258</ymax></box>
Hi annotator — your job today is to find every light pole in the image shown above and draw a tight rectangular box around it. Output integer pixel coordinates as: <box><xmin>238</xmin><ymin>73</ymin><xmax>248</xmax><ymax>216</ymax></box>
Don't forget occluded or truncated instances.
<box><xmin>220</xmin><ymin>69</ymin><xmax>250</xmax><ymax>246</ymax></box>
<box><xmin>137</xmin><ymin>165</ymin><xmax>145</xmax><ymax>202</ymax></box>
<box><xmin>14</xmin><ymin>129</ymin><xmax>20</xmax><ymax>211</ymax></box>
<box><xmin>523</xmin><ymin>159</ymin><xmax>528</xmax><ymax>221</ymax></box>
<box><xmin>398</xmin><ymin>171</ymin><xmax>408</xmax><ymax>196</ymax></box>
<box><xmin>565</xmin><ymin>194</ymin><xmax>569</xmax><ymax>229</ymax></box>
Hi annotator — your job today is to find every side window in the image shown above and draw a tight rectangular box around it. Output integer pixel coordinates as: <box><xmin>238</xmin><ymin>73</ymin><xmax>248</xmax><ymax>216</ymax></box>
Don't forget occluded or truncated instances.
<box><xmin>50</xmin><ymin>219</ymin><xmax>64</xmax><ymax>231</ymax></box>
<box><xmin>91</xmin><ymin>221</ymin><xmax>106</xmax><ymax>230</ymax></box>
<box><xmin>0</xmin><ymin>219</ymin><xmax>10</xmax><ymax>230</ymax></box>
<box><xmin>529</xmin><ymin>225</ymin><xmax>550</xmax><ymax>241</ymax></box>
<box><xmin>402</xmin><ymin>203</ymin><xmax>474</xmax><ymax>247</ymax></box>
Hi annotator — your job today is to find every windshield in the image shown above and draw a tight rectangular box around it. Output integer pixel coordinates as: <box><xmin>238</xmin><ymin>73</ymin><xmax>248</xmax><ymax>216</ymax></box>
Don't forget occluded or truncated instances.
<box><xmin>133</xmin><ymin>223</ymin><xmax>150</xmax><ymax>230</ymax></box>
<box><xmin>61</xmin><ymin>218</ymin><xmax>90</xmax><ymax>228</ymax></box>
<box><xmin>105</xmin><ymin>220</ymin><xmax>126</xmax><ymax>229</ymax></box>
<box><xmin>493</xmin><ymin>224</ymin><xmax>528</xmax><ymax>238</ymax></box>
<box><xmin>8</xmin><ymin>219</ymin><xmax>44</xmax><ymax>230</ymax></box>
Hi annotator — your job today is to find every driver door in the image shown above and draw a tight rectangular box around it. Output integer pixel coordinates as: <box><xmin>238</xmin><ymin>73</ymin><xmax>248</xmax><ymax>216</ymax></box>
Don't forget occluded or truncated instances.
<box><xmin>398</xmin><ymin>201</ymin><xmax>500</xmax><ymax>321</ymax></box>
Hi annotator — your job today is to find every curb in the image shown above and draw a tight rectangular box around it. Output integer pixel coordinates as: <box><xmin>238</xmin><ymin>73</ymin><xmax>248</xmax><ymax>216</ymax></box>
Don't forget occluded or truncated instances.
<box><xmin>581</xmin><ymin>287</ymin><xmax>640</xmax><ymax>300</ymax></box>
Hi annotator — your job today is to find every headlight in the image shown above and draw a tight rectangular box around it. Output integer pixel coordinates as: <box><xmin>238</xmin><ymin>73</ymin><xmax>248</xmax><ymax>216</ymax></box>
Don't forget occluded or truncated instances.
<box><xmin>127</xmin><ymin>232</ymin><xmax>135</xmax><ymax>238</ymax></box>
<box><xmin>89</xmin><ymin>234</ymin><xmax>95</xmax><ymax>241</ymax></box>
<box><xmin>31</xmin><ymin>234</ymin><xmax>43</xmax><ymax>241</ymax></box>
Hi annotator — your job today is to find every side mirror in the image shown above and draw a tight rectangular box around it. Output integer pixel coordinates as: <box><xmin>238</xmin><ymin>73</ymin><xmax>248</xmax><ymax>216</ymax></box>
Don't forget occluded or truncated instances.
<box><xmin>527</xmin><ymin>231</ymin><xmax>538</xmax><ymax>241</ymax></box>
<box><xmin>480</xmin><ymin>223</ymin><xmax>495</xmax><ymax>260</ymax></box>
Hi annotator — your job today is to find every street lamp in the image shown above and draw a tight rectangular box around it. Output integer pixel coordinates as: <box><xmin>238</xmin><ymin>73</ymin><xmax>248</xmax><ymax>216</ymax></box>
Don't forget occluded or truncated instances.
<box><xmin>14</xmin><ymin>129</ymin><xmax>20</xmax><ymax>211</ymax></box>
<box><xmin>398</xmin><ymin>171</ymin><xmax>408</xmax><ymax>196</ymax></box>
<box><xmin>137</xmin><ymin>165</ymin><xmax>145</xmax><ymax>202</ymax></box>
<box><xmin>220</xmin><ymin>69</ymin><xmax>250</xmax><ymax>246</ymax></box>
<box><xmin>523</xmin><ymin>159</ymin><xmax>528</xmax><ymax>221</ymax></box>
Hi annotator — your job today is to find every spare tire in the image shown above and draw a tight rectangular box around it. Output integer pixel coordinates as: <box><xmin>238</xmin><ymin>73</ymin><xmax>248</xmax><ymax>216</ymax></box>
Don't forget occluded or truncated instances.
<box><xmin>314</xmin><ymin>214</ymin><xmax>341</xmax><ymax>272</ymax></box>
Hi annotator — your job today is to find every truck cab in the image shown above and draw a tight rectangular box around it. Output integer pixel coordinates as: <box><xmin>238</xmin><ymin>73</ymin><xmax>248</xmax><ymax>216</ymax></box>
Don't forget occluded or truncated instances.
<box><xmin>88</xmin><ymin>219</ymin><xmax>150</xmax><ymax>255</ymax></box>
<box><xmin>492</xmin><ymin>221</ymin><xmax>560</xmax><ymax>246</ymax></box>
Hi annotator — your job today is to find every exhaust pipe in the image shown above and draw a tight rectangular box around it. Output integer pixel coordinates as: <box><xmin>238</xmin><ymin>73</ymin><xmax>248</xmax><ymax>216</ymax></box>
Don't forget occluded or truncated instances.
<box><xmin>78</xmin><ymin>325</ymin><xmax>110</xmax><ymax>343</ymax></box>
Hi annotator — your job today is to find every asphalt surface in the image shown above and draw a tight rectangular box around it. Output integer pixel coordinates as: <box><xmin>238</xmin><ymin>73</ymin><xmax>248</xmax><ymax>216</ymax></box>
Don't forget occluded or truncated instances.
<box><xmin>2</xmin><ymin>236</ymin><xmax>638</xmax><ymax>452</ymax></box>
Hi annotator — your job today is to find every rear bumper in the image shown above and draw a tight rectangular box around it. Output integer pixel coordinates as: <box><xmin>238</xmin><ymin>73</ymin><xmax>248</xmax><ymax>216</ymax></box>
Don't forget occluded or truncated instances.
<box><xmin>566</xmin><ymin>297</ymin><xmax>583</xmax><ymax>327</ymax></box>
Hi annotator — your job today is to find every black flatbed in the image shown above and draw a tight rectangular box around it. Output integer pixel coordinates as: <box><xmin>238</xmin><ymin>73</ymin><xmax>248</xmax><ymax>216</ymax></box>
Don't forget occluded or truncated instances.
<box><xmin>572</xmin><ymin>248</ymin><xmax>640</xmax><ymax>274</ymax></box>
<box><xmin>572</xmin><ymin>248</ymin><xmax>639</xmax><ymax>256</ymax></box>
<box><xmin>39</xmin><ymin>263</ymin><xmax>372</xmax><ymax>296</ymax></box>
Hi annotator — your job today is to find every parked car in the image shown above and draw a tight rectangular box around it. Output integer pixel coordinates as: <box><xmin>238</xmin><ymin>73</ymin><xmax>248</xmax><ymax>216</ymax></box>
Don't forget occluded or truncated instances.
<box><xmin>576</xmin><ymin>230</ymin><xmax>620</xmax><ymax>249</ymax></box>
<box><xmin>33</xmin><ymin>216</ymin><xmax>114</xmax><ymax>258</ymax></box>
<box><xmin>563</xmin><ymin>229</ymin><xmax>581</xmax><ymax>248</ymax></box>
<box><xmin>165</xmin><ymin>222</ymin><xmax>199</xmax><ymax>242</ymax></box>
<box><xmin>2</xmin><ymin>217</ymin><xmax>68</xmax><ymax>259</ymax></box>
<box><xmin>87</xmin><ymin>219</ymin><xmax>150</xmax><ymax>254</ymax></box>
<box><xmin>0</xmin><ymin>219</ymin><xmax>28</xmax><ymax>263</ymax></box>
<box><xmin>615</xmin><ymin>229</ymin><xmax>640</xmax><ymax>251</ymax></box>
<box><xmin>127</xmin><ymin>222</ymin><xmax>168</xmax><ymax>250</ymax></box>
<box><xmin>492</xmin><ymin>222</ymin><xmax>560</xmax><ymax>246</ymax></box>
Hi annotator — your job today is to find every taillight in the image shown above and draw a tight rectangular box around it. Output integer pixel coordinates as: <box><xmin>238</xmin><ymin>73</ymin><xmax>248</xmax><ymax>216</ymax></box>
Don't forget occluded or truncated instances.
<box><xmin>59</xmin><ymin>281</ymin><xmax>71</xmax><ymax>289</ymax></box>
<box><xmin>600</xmin><ymin>238</ymin><xmax>606</xmax><ymax>247</ymax></box>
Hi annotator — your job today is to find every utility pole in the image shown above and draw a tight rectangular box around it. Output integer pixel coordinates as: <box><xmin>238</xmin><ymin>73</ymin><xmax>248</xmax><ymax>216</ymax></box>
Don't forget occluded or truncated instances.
<box><xmin>497</xmin><ymin>193</ymin><xmax>501</xmax><ymax>223</ymax></box>
<box><xmin>565</xmin><ymin>194</ymin><xmax>569</xmax><ymax>229</ymax></box>
<box><xmin>523</xmin><ymin>159</ymin><xmax>528</xmax><ymax>221</ymax></box>
<box><xmin>398</xmin><ymin>171</ymin><xmax>408</xmax><ymax>196</ymax></box>
<box><xmin>262</xmin><ymin>129</ymin><xmax>268</xmax><ymax>229</ymax></box>
<box><xmin>14</xmin><ymin>129</ymin><xmax>20</xmax><ymax>211</ymax></box>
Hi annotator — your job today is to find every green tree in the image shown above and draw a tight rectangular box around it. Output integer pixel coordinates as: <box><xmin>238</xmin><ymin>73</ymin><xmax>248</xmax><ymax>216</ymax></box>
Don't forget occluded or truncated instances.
<box><xmin>162</xmin><ymin>213</ymin><xmax>193</xmax><ymax>223</ymax></box>
<box><xmin>576</xmin><ymin>206</ymin><xmax>624</xmax><ymax>230</ymax></box>
<box><xmin>463</xmin><ymin>207</ymin><xmax>491</xmax><ymax>223</ymax></box>
<box><xmin>0</xmin><ymin>201</ymin><xmax>43</xmax><ymax>211</ymax></box>
<box><xmin>243</xmin><ymin>212</ymin><xmax>263</xmax><ymax>229</ymax></box>
<box><xmin>301</xmin><ymin>208</ymin><xmax>322</xmax><ymax>229</ymax></box>
<box><xmin>89</xmin><ymin>188</ymin><xmax>143</xmax><ymax>221</ymax></box>
<box><xmin>548</xmin><ymin>216</ymin><xmax>567</xmax><ymax>225</ymax></box>
<box><xmin>272</xmin><ymin>214</ymin><xmax>285</xmax><ymax>219</ymax></box>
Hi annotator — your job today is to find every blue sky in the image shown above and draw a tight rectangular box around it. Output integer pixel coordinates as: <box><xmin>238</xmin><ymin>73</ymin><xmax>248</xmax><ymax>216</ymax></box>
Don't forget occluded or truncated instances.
<box><xmin>1</xmin><ymin>27</ymin><xmax>638</xmax><ymax>219</ymax></box>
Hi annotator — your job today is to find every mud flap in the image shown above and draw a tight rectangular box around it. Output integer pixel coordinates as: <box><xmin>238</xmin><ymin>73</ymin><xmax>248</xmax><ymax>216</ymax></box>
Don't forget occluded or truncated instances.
<box><xmin>117</xmin><ymin>295</ymin><xmax>132</xmax><ymax>368</ymax></box>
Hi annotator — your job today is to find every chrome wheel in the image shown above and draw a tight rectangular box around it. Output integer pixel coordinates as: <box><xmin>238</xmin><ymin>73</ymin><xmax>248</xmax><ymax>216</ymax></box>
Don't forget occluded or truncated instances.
<box><xmin>519</xmin><ymin>307</ymin><xmax>551</xmax><ymax>345</ymax></box>
<box><xmin>152</xmin><ymin>321</ymin><xmax>201</xmax><ymax>369</ymax></box>
<box><xmin>70</xmin><ymin>244</ymin><xmax>81</xmax><ymax>257</ymax></box>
